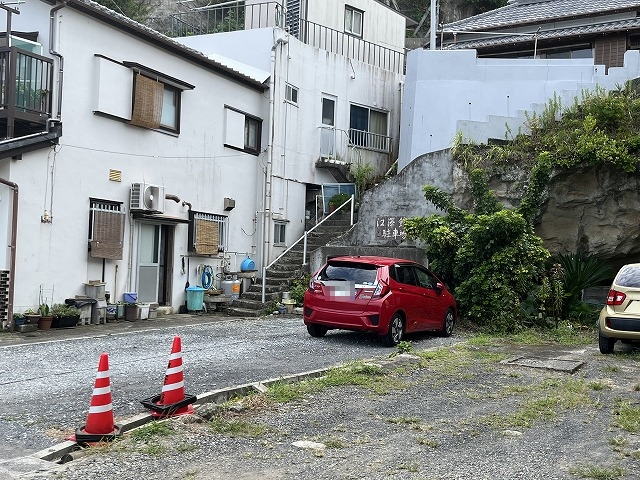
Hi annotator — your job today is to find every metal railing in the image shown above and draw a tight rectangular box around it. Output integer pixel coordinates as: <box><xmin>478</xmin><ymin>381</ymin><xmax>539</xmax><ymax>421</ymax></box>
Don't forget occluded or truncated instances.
<box><xmin>348</xmin><ymin>128</ymin><xmax>391</xmax><ymax>152</ymax></box>
<box><xmin>0</xmin><ymin>47</ymin><xmax>53</xmax><ymax>119</ymax></box>
<box><xmin>148</xmin><ymin>1</ymin><xmax>284</xmax><ymax>37</ymax></box>
<box><xmin>147</xmin><ymin>1</ymin><xmax>405</xmax><ymax>73</ymax></box>
<box><xmin>261</xmin><ymin>194</ymin><xmax>355</xmax><ymax>303</ymax></box>
<box><xmin>297</xmin><ymin>19</ymin><xmax>404</xmax><ymax>74</ymax></box>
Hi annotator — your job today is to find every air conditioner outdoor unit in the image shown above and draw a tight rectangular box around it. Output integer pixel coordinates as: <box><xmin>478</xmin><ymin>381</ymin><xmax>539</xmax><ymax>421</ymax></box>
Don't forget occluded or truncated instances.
<box><xmin>130</xmin><ymin>183</ymin><xmax>165</xmax><ymax>213</ymax></box>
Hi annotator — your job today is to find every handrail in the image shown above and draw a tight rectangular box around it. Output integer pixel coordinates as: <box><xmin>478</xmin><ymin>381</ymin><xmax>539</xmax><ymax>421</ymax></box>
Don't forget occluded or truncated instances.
<box><xmin>261</xmin><ymin>194</ymin><xmax>355</xmax><ymax>303</ymax></box>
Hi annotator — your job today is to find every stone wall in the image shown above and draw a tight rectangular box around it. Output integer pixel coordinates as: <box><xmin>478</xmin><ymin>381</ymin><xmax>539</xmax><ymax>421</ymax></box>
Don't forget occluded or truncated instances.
<box><xmin>333</xmin><ymin>149</ymin><xmax>640</xmax><ymax>269</ymax></box>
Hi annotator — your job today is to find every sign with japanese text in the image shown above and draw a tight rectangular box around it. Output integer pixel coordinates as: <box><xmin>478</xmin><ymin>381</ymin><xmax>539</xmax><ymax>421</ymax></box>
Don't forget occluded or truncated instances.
<box><xmin>375</xmin><ymin>216</ymin><xmax>406</xmax><ymax>240</ymax></box>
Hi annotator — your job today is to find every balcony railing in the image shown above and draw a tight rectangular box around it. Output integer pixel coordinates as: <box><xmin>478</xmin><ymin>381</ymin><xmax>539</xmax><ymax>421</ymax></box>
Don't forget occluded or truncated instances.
<box><xmin>348</xmin><ymin>128</ymin><xmax>391</xmax><ymax>153</ymax></box>
<box><xmin>0</xmin><ymin>47</ymin><xmax>53</xmax><ymax>138</ymax></box>
<box><xmin>147</xmin><ymin>1</ymin><xmax>405</xmax><ymax>73</ymax></box>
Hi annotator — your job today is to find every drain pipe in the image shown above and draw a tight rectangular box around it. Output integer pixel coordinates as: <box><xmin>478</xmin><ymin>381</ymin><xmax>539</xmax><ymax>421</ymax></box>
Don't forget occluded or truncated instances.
<box><xmin>0</xmin><ymin>178</ymin><xmax>18</xmax><ymax>331</ymax></box>
<box><xmin>261</xmin><ymin>33</ymin><xmax>288</xmax><ymax>304</ymax></box>
<box><xmin>49</xmin><ymin>2</ymin><xmax>66</xmax><ymax>122</ymax></box>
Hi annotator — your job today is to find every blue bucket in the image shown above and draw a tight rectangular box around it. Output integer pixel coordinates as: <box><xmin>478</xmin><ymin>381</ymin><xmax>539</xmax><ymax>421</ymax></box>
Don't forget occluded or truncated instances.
<box><xmin>241</xmin><ymin>257</ymin><xmax>256</xmax><ymax>271</ymax></box>
<box><xmin>186</xmin><ymin>286</ymin><xmax>205</xmax><ymax>311</ymax></box>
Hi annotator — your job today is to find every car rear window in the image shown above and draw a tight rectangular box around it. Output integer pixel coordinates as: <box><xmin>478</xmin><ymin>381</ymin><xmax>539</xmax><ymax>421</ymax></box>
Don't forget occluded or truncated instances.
<box><xmin>321</xmin><ymin>261</ymin><xmax>378</xmax><ymax>285</ymax></box>
<box><xmin>615</xmin><ymin>265</ymin><xmax>640</xmax><ymax>288</ymax></box>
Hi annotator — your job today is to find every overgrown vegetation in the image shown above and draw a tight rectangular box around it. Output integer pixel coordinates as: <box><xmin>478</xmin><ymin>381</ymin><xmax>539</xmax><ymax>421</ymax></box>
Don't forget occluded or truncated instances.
<box><xmin>404</xmin><ymin>84</ymin><xmax>640</xmax><ymax>332</ymax></box>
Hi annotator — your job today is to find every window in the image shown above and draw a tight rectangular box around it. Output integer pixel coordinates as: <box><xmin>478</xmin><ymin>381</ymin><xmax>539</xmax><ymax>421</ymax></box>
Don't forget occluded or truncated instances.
<box><xmin>345</xmin><ymin>6</ymin><xmax>363</xmax><ymax>37</ymax></box>
<box><xmin>285</xmin><ymin>84</ymin><xmax>298</xmax><ymax>105</ymax></box>
<box><xmin>188</xmin><ymin>211</ymin><xmax>228</xmax><ymax>255</ymax></box>
<box><xmin>349</xmin><ymin>104</ymin><xmax>389</xmax><ymax>151</ymax></box>
<box><xmin>274</xmin><ymin>222</ymin><xmax>287</xmax><ymax>246</ymax></box>
<box><xmin>126</xmin><ymin>65</ymin><xmax>193</xmax><ymax>133</ymax></box>
<box><xmin>225</xmin><ymin>106</ymin><xmax>263</xmax><ymax>156</ymax></box>
<box><xmin>88</xmin><ymin>199</ymin><xmax>125</xmax><ymax>260</ymax></box>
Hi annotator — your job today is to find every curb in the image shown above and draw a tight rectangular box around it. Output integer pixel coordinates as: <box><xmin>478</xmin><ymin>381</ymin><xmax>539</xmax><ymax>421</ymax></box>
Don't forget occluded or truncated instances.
<box><xmin>0</xmin><ymin>366</ymin><xmax>336</xmax><ymax>478</ymax></box>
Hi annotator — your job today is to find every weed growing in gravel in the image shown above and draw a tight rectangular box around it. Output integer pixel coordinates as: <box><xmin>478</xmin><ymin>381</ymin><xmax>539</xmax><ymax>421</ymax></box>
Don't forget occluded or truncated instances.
<box><xmin>608</xmin><ymin>436</ymin><xmax>628</xmax><ymax>452</ymax></box>
<box><xmin>398</xmin><ymin>462</ymin><xmax>420</xmax><ymax>473</ymax></box>
<box><xmin>386</xmin><ymin>416</ymin><xmax>422</xmax><ymax>425</ymax></box>
<box><xmin>482</xmin><ymin>378</ymin><xmax>597</xmax><ymax>428</ymax></box>
<box><xmin>417</xmin><ymin>345</ymin><xmax>508</xmax><ymax>376</ymax></box>
<box><xmin>466</xmin><ymin>324</ymin><xmax>595</xmax><ymax>346</ymax></box>
<box><xmin>318</xmin><ymin>362</ymin><xmax>406</xmax><ymax>394</ymax></box>
<box><xmin>395</xmin><ymin>340</ymin><xmax>414</xmax><ymax>354</ymax></box>
<box><xmin>612</xmin><ymin>400</ymin><xmax>640</xmax><ymax>433</ymax></box>
<box><xmin>588</xmin><ymin>381</ymin><xmax>610</xmax><ymax>391</ymax></box>
<box><xmin>130</xmin><ymin>422</ymin><xmax>174</xmax><ymax>442</ymax></box>
<box><xmin>603</xmin><ymin>366</ymin><xmax>621</xmax><ymax>373</ymax></box>
<box><xmin>317</xmin><ymin>435</ymin><xmax>348</xmax><ymax>448</ymax></box>
<box><xmin>209</xmin><ymin>416</ymin><xmax>267</xmax><ymax>437</ymax></box>
<box><xmin>417</xmin><ymin>436</ymin><xmax>439</xmax><ymax>448</ymax></box>
<box><xmin>634</xmin><ymin>384</ymin><xmax>640</xmax><ymax>392</ymax></box>
<box><xmin>569</xmin><ymin>464</ymin><xmax>624</xmax><ymax>479</ymax></box>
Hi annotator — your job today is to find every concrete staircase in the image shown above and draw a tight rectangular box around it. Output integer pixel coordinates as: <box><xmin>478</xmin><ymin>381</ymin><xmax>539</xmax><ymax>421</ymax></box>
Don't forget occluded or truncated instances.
<box><xmin>227</xmin><ymin>211</ymin><xmax>355</xmax><ymax>317</ymax></box>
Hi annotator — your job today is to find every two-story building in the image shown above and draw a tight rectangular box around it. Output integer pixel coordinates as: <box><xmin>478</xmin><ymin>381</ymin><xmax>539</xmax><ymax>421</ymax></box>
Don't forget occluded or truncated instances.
<box><xmin>0</xmin><ymin>0</ymin><xmax>407</xmax><ymax>327</ymax></box>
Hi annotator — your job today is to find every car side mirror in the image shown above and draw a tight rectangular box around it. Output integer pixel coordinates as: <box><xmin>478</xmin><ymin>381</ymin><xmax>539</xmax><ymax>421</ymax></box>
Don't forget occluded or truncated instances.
<box><xmin>435</xmin><ymin>281</ymin><xmax>444</xmax><ymax>293</ymax></box>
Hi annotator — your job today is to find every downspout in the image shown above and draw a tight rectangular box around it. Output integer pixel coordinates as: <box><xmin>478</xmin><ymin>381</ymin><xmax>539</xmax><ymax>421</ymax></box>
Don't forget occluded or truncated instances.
<box><xmin>49</xmin><ymin>2</ymin><xmax>66</xmax><ymax>123</ymax></box>
<box><xmin>261</xmin><ymin>33</ymin><xmax>288</xmax><ymax>303</ymax></box>
<box><xmin>0</xmin><ymin>178</ymin><xmax>18</xmax><ymax>331</ymax></box>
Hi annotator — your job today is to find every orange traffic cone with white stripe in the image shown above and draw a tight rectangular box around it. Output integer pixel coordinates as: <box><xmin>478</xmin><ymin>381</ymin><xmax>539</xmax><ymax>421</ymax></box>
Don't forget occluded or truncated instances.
<box><xmin>73</xmin><ymin>353</ymin><xmax>121</xmax><ymax>444</ymax></box>
<box><xmin>140</xmin><ymin>336</ymin><xmax>196</xmax><ymax>418</ymax></box>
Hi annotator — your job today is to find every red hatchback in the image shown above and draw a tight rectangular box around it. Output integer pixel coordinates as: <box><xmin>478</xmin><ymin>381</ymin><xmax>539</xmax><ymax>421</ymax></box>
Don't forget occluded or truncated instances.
<box><xmin>303</xmin><ymin>256</ymin><xmax>457</xmax><ymax>346</ymax></box>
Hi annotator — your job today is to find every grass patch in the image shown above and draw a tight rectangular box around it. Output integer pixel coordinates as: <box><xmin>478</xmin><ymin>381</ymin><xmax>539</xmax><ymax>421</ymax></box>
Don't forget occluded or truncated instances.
<box><xmin>130</xmin><ymin>422</ymin><xmax>174</xmax><ymax>442</ymax></box>
<box><xmin>464</xmin><ymin>323</ymin><xmax>595</xmax><ymax>347</ymax></box>
<box><xmin>417</xmin><ymin>437</ymin><xmax>439</xmax><ymax>448</ymax></box>
<box><xmin>317</xmin><ymin>436</ymin><xmax>348</xmax><ymax>449</ymax></box>
<box><xmin>612</xmin><ymin>400</ymin><xmax>640</xmax><ymax>433</ymax></box>
<box><xmin>416</xmin><ymin>345</ymin><xmax>509</xmax><ymax>376</ymax></box>
<box><xmin>209</xmin><ymin>417</ymin><xmax>267</xmax><ymax>437</ymax></box>
<box><xmin>569</xmin><ymin>464</ymin><xmax>624</xmax><ymax>479</ymax></box>
<box><xmin>386</xmin><ymin>416</ymin><xmax>422</xmax><ymax>425</ymax></box>
<box><xmin>482</xmin><ymin>378</ymin><xmax>597</xmax><ymax>429</ymax></box>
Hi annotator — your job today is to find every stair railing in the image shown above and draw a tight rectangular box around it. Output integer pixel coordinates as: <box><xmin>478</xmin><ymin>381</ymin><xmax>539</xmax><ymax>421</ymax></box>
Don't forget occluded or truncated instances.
<box><xmin>261</xmin><ymin>194</ymin><xmax>355</xmax><ymax>303</ymax></box>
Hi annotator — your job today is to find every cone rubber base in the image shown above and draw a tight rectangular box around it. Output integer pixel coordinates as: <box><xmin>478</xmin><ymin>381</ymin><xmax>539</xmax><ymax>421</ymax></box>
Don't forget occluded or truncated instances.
<box><xmin>73</xmin><ymin>424</ymin><xmax>122</xmax><ymax>445</ymax></box>
<box><xmin>140</xmin><ymin>393</ymin><xmax>197</xmax><ymax>418</ymax></box>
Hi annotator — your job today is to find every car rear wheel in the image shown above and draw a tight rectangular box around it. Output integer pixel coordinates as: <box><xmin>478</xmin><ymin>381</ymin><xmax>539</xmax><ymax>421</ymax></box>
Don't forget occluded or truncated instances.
<box><xmin>438</xmin><ymin>309</ymin><xmax>455</xmax><ymax>337</ymax></box>
<box><xmin>598</xmin><ymin>331</ymin><xmax>616</xmax><ymax>354</ymax></box>
<box><xmin>381</xmin><ymin>313</ymin><xmax>404</xmax><ymax>347</ymax></box>
<box><xmin>307</xmin><ymin>324</ymin><xmax>328</xmax><ymax>338</ymax></box>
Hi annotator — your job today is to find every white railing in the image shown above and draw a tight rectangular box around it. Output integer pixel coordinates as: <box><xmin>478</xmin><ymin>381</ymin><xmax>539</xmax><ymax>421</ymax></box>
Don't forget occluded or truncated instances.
<box><xmin>261</xmin><ymin>194</ymin><xmax>355</xmax><ymax>303</ymax></box>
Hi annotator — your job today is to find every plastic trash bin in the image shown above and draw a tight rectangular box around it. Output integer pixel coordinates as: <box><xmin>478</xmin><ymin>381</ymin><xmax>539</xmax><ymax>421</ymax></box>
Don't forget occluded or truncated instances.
<box><xmin>186</xmin><ymin>286</ymin><xmax>205</xmax><ymax>311</ymax></box>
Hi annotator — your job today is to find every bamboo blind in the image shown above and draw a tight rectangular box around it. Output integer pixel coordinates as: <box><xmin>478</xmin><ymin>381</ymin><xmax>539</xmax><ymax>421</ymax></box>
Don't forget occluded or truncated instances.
<box><xmin>194</xmin><ymin>218</ymin><xmax>220</xmax><ymax>255</ymax></box>
<box><xmin>130</xmin><ymin>74</ymin><xmax>163</xmax><ymax>129</ymax></box>
<box><xmin>90</xmin><ymin>209</ymin><xmax>125</xmax><ymax>260</ymax></box>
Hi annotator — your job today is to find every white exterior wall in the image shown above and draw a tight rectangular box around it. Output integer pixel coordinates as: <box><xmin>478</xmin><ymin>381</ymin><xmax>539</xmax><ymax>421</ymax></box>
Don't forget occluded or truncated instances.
<box><xmin>5</xmin><ymin>2</ymin><xmax>266</xmax><ymax>311</ymax></box>
<box><xmin>398</xmin><ymin>48</ymin><xmax>640</xmax><ymax>171</ymax></box>
<box><xmin>306</xmin><ymin>0</ymin><xmax>405</xmax><ymax>52</ymax></box>
<box><xmin>179</xmin><ymin>28</ymin><xmax>404</xmax><ymax>256</ymax></box>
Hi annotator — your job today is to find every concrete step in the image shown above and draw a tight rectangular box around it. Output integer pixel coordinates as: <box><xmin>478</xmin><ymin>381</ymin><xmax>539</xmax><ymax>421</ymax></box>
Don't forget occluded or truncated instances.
<box><xmin>227</xmin><ymin>306</ymin><xmax>263</xmax><ymax>317</ymax></box>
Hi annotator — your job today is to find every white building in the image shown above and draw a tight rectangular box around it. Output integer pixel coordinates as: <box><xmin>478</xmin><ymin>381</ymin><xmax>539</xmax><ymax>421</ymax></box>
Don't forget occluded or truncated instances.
<box><xmin>0</xmin><ymin>0</ymin><xmax>407</xmax><ymax>326</ymax></box>
<box><xmin>398</xmin><ymin>48</ymin><xmax>640</xmax><ymax>171</ymax></box>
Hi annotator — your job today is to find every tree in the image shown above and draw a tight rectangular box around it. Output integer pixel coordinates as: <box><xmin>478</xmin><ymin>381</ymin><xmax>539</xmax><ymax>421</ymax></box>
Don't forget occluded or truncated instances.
<box><xmin>403</xmin><ymin>166</ymin><xmax>550</xmax><ymax>332</ymax></box>
<box><xmin>94</xmin><ymin>0</ymin><xmax>153</xmax><ymax>23</ymax></box>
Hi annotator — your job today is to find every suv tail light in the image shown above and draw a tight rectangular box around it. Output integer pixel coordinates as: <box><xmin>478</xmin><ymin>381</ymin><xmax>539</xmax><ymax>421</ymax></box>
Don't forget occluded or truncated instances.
<box><xmin>607</xmin><ymin>289</ymin><xmax>626</xmax><ymax>306</ymax></box>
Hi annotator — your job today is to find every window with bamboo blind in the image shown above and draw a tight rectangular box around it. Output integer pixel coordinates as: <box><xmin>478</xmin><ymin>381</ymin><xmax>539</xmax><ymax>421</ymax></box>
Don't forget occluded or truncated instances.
<box><xmin>88</xmin><ymin>199</ymin><xmax>126</xmax><ymax>260</ymax></box>
<box><xmin>188</xmin><ymin>212</ymin><xmax>228</xmax><ymax>255</ymax></box>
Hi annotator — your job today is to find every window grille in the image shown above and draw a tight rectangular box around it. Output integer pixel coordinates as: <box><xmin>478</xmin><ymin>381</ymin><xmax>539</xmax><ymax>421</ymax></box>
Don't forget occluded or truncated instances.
<box><xmin>190</xmin><ymin>212</ymin><xmax>228</xmax><ymax>255</ymax></box>
<box><xmin>89</xmin><ymin>200</ymin><xmax>125</xmax><ymax>260</ymax></box>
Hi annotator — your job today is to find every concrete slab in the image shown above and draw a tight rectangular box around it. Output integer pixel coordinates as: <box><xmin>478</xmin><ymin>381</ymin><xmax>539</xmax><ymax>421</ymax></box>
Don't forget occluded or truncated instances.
<box><xmin>502</xmin><ymin>355</ymin><xmax>584</xmax><ymax>373</ymax></box>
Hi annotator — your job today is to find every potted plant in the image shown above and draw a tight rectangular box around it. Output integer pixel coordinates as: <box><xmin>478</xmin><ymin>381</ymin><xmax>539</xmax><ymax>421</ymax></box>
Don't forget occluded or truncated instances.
<box><xmin>13</xmin><ymin>312</ymin><xmax>25</xmax><ymax>326</ymax></box>
<box><xmin>24</xmin><ymin>308</ymin><xmax>41</xmax><ymax>324</ymax></box>
<box><xmin>328</xmin><ymin>193</ymin><xmax>351</xmax><ymax>212</ymax></box>
<box><xmin>38</xmin><ymin>303</ymin><xmax>53</xmax><ymax>330</ymax></box>
<box><xmin>51</xmin><ymin>303</ymin><xmax>80</xmax><ymax>328</ymax></box>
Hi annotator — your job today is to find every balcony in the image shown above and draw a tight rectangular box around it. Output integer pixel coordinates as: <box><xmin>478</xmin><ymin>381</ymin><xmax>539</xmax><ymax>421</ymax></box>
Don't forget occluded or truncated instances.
<box><xmin>0</xmin><ymin>47</ymin><xmax>53</xmax><ymax>140</ymax></box>
<box><xmin>147</xmin><ymin>1</ymin><xmax>405</xmax><ymax>74</ymax></box>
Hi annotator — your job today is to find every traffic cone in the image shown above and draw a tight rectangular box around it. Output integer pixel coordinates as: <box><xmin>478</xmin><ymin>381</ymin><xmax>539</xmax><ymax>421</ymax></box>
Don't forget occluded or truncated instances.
<box><xmin>140</xmin><ymin>336</ymin><xmax>196</xmax><ymax>418</ymax></box>
<box><xmin>73</xmin><ymin>353</ymin><xmax>121</xmax><ymax>444</ymax></box>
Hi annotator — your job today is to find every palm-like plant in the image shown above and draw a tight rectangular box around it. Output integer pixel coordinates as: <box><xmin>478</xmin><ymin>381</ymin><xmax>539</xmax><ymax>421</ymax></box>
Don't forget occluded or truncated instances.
<box><xmin>553</xmin><ymin>252</ymin><xmax>612</xmax><ymax>301</ymax></box>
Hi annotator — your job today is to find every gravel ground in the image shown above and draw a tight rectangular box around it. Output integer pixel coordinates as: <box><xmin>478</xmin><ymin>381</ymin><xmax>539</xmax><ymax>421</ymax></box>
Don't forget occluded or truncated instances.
<box><xmin>17</xmin><ymin>339</ymin><xmax>640</xmax><ymax>480</ymax></box>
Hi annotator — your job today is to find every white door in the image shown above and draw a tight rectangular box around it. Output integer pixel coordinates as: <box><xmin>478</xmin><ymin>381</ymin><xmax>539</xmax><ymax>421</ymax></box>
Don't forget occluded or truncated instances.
<box><xmin>320</xmin><ymin>95</ymin><xmax>336</xmax><ymax>158</ymax></box>
<box><xmin>137</xmin><ymin>223</ymin><xmax>160</xmax><ymax>302</ymax></box>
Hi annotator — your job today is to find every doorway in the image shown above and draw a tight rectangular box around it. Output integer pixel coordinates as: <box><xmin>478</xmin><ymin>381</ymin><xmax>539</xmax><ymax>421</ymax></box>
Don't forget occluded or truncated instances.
<box><xmin>136</xmin><ymin>223</ymin><xmax>174</xmax><ymax>305</ymax></box>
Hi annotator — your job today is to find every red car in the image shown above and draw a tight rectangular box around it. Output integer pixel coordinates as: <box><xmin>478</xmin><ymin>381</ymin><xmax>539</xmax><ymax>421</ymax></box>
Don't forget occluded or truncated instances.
<box><xmin>303</xmin><ymin>256</ymin><xmax>457</xmax><ymax>346</ymax></box>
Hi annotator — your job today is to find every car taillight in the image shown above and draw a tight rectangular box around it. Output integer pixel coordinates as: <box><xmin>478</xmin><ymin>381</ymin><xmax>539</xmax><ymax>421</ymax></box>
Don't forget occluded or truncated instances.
<box><xmin>310</xmin><ymin>279</ymin><xmax>323</xmax><ymax>294</ymax></box>
<box><xmin>373</xmin><ymin>281</ymin><xmax>390</xmax><ymax>298</ymax></box>
<box><xmin>606</xmin><ymin>289</ymin><xmax>626</xmax><ymax>306</ymax></box>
